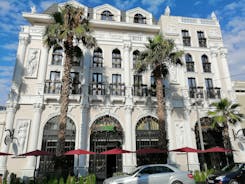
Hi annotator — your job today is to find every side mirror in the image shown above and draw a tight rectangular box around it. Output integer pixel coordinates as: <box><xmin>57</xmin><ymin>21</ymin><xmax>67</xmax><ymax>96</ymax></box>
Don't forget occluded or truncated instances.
<box><xmin>136</xmin><ymin>173</ymin><xmax>142</xmax><ymax>177</ymax></box>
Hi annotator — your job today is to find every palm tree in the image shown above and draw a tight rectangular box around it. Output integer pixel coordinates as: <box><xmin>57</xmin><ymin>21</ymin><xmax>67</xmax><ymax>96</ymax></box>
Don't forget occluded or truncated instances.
<box><xmin>44</xmin><ymin>4</ymin><xmax>96</xmax><ymax>157</ymax></box>
<box><xmin>208</xmin><ymin>98</ymin><xmax>244</xmax><ymax>151</ymax></box>
<box><xmin>135</xmin><ymin>34</ymin><xmax>183</xmax><ymax>162</ymax></box>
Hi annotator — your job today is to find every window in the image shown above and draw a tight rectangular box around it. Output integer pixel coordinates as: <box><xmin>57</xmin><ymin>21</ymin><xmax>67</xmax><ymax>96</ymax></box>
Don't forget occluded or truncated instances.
<box><xmin>182</xmin><ymin>30</ymin><xmax>191</xmax><ymax>46</ymax></box>
<box><xmin>93</xmin><ymin>47</ymin><xmax>103</xmax><ymax>67</ymax></box>
<box><xmin>112</xmin><ymin>49</ymin><xmax>121</xmax><ymax>68</ymax></box>
<box><xmin>205</xmin><ymin>78</ymin><xmax>216</xmax><ymax>98</ymax></box>
<box><xmin>91</xmin><ymin>73</ymin><xmax>105</xmax><ymax>95</ymax></box>
<box><xmin>185</xmin><ymin>54</ymin><xmax>194</xmax><ymax>72</ymax></box>
<box><xmin>197</xmin><ymin>31</ymin><xmax>207</xmax><ymax>47</ymax></box>
<box><xmin>101</xmin><ymin>10</ymin><xmax>113</xmax><ymax>21</ymax></box>
<box><xmin>133</xmin><ymin>75</ymin><xmax>147</xmax><ymax>96</ymax></box>
<box><xmin>111</xmin><ymin>74</ymin><xmax>125</xmax><ymax>96</ymax></box>
<box><xmin>150</xmin><ymin>75</ymin><xmax>156</xmax><ymax>96</ymax></box>
<box><xmin>70</xmin><ymin>72</ymin><xmax>80</xmax><ymax>94</ymax></box>
<box><xmin>45</xmin><ymin>71</ymin><xmax>61</xmax><ymax>94</ymax></box>
<box><xmin>133</xmin><ymin>50</ymin><xmax>140</xmax><ymax>68</ymax></box>
<box><xmin>134</xmin><ymin>14</ymin><xmax>146</xmax><ymax>24</ymax></box>
<box><xmin>72</xmin><ymin>46</ymin><xmax>82</xmax><ymax>66</ymax></box>
<box><xmin>188</xmin><ymin>77</ymin><xmax>197</xmax><ymax>98</ymax></box>
<box><xmin>50</xmin><ymin>71</ymin><xmax>60</xmax><ymax>81</ymax></box>
<box><xmin>202</xmin><ymin>55</ymin><xmax>211</xmax><ymax>73</ymax></box>
<box><xmin>205</xmin><ymin>78</ymin><xmax>213</xmax><ymax>89</ymax></box>
<box><xmin>52</xmin><ymin>47</ymin><xmax>63</xmax><ymax>65</ymax></box>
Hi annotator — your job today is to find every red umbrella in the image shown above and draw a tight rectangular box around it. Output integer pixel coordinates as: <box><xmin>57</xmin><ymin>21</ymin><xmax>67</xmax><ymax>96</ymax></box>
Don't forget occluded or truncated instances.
<box><xmin>19</xmin><ymin>150</ymin><xmax>52</xmax><ymax>184</ymax></box>
<box><xmin>0</xmin><ymin>152</ymin><xmax>12</xmax><ymax>156</ymax></box>
<box><xmin>64</xmin><ymin>149</ymin><xmax>96</xmax><ymax>176</ymax></box>
<box><xmin>135</xmin><ymin>148</ymin><xmax>168</xmax><ymax>154</ymax></box>
<box><xmin>64</xmin><ymin>149</ymin><xmax>96</xmax><ymax>155</ymax></box>
<box><xmin>202</xmin><ymin>146</ymin><xmax>234</xmax><ymax>153</ymax></box>
<box><xmin>170</xmin><ymin>147</ymin><xmax>202</xmax><ymax>171</ymax></box>
<box><xmin>100</xmin><ymin>148</ymin><xmax>132</xmax><ymax>155</ymax></box>
<box><xmin>19</xmin><ymin>150</ymin><xmax>52</xmax><ymax>156</ymax></box>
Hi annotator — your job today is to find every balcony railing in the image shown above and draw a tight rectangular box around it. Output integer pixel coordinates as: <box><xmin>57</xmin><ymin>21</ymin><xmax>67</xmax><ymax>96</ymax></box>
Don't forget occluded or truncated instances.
<box><xmin>109</xmin><ymin>83</ymin><xmax>125</xmax><ymax>96</ymax></box>
<box><xmin>45</xmin><ymin>80</ymin><xmax>62</xmax><ymax>94</ymax></box>
<box><xmin>44</xmin><ymin>80</ymin><xmax>81</xmax><ymax>95</ymax></box>
<box><xmin>89</xmin><ymin>82</ymin><xmax>106</xmax><ymax>95</ymax></box>
<box><xmin>189</xmin><ymin>87</ymin><xmax>204</xmax><ymax>98</ymax></box>
<box><xmin>183</xmin><ymin>36</ymin><xmax>191</xmax><ymax>47</ymax></box>
<box><xmin>203</xmin><ymin>63</ymin><xmax>211</xmax><ymax>73</ymax></box>
<box><xmin>186</xmin><ymin>62</ymin><xmax>195</xmax><ymax>72</ymax></box>
<box><xmin>132</xmin><ymin>84</ymin><xmax>161</xmax><ymax>97</ymax></box>
<box><xmin>206</xmin><ymin>87</ymin><xmax>221</xmax><ymax>99</ymax></box>
<box><xmin>199</xmin><ymin>38</ymin><xmax>207</xmax><ymax>47</ymax></box>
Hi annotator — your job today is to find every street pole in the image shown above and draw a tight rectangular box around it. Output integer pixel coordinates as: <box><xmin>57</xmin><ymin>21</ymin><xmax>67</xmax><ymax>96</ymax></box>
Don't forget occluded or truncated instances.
<box><xmin>194</xmin><ymin>91</ymin><xmax>207</xmax><ymax>171</ymax></box>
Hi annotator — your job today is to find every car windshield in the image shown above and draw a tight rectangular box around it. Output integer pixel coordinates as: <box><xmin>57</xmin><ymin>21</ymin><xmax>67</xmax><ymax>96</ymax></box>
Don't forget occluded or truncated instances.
<box><xmin>221</xmin><ymin>164</ymin><xmax>242</xmax><ymax>172</ymax></box>
<box><xmin>127</xmin><ymin>167</ymin><xmax>142</xmax><ymax>176</ymax></box>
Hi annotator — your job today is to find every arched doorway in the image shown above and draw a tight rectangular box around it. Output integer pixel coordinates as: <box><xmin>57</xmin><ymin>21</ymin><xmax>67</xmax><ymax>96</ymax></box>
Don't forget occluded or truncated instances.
<box><xmin>89</xmin><ymin>115</ymin><xmax>123</xmax><ymax>180</ymax></box>
<box><xmin>195</xmin><ymin>117</ymin><xmax>231</xmax><ymax>170</ymax></box>
<box><xmin>136</xmin><ymin>116</ymin><xmax>167</xmax><ymax>165</ymax></box>
<box><xmin>39</xmin><ymin>116</ymin><xmax>76</xmax><ymax>176</ymax></box>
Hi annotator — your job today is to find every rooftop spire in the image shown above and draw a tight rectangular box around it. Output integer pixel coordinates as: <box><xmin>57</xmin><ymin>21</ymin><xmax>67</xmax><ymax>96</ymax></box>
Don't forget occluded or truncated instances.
<box><xmin>164</xmin><ymin>6</ymin><xmax>170</xmax><ymax>16</ymax></box>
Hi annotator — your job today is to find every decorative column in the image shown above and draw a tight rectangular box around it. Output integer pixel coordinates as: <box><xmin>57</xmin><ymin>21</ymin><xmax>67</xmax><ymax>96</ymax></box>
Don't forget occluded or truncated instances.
<box><xmin>78</xmin><ymin>47</ymin><xmax>91</xmax><ymax>176</ymax></box>
<box><xmin>26</xmin><ymin>103</ymin><xmax>44</xmax><ymax>173</ymax></box>
<box><xmin>165</xmin><ymin>100</ymin><xmax>175</xmax><ymax>165</ymax></box>
<box><xmin>13</xmin><ymin>34</ymin><xmax>29</xmax><ymax>86</ymax></box>
<box><xmin>210</xmin><ymin>50</ymin><xmax>221</xmax><ymax>87</ymax></box>
<box><xmin>123</xmin><ymin>40</ymin><xmax>132</xmax><ymax>96</ymax></box>
<box><xmin>123</xmin><ymin>105</ymin><xmax>134</xmax><ymax>173</ymax></box>
<box><xmin>220</xmin><ymin>49</ymin><xmax>232</xmax><ymax>92</ymax></box>
<box><xmin>38</xmin><ymin>43</ymin><xmax>50</xmax><ymax>94</ymax></box>
<box><xmin>0</xmin><ymin>103</ymin><xmax>18</xmax><ymax>175</ymax></box>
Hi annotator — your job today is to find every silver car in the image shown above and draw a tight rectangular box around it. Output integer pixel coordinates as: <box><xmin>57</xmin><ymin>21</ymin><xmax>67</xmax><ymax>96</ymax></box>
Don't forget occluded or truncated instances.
<box><xmin>103</xmin><ymin>164</ymin><xmax>195</xmax><ymax>184</ymax></box>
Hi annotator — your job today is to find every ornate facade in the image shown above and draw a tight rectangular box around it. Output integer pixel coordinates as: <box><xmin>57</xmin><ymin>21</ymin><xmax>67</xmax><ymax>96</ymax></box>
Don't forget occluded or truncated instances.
<box><xmin>0</xmin><ymin>0</ymin><xmax>244</xmax><ymax>179</ymax></box>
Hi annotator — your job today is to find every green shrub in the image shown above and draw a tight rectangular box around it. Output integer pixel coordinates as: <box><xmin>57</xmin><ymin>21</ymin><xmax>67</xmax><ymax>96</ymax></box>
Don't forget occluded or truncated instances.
<box><xmin>194</xmin><ymin>169</ymin><xmax>215</xmax><ymax>182</ymax></box>
<box><xmin>79</xmin><ymin>176</ymin><xmax>84</xmax><ymax>184</ymax></box>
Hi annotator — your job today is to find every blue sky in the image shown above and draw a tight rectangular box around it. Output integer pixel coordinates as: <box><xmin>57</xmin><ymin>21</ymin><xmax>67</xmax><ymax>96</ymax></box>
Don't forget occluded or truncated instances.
<box><xmin>0</xmin><ymin>0</ymin><xmax>244</xmax><ymax>105</ymax></box>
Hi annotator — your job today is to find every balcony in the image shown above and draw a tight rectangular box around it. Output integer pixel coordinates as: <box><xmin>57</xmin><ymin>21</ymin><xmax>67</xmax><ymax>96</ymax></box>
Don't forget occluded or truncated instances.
<box><xmin>189</xmin><ymin>87</ymin><xmax>204</xmax><ymax>98</ymax></box>
<box><xmin>89</xmin><ymin>82</ymin><xmax>106</xmax><ymax>95</ymax></box>
<box><xmin>44</xmin><ymin>80</ymin><xmax>61</xmax><ymax>94</ymax></box>
<box><xmin>203</xmin><ymin>63</ymin><xmax>211</xmax><ymax>73</ymax></box>
<box><xmin>198</xmin><ymin>38</ymin><xmax>207</xmax><ymax>47</ymax></box>
<box><xmin>206</xmin><ymin>87</ymin><xmax>221</xmax><ymax>99</ymax></box>
<box><xmin>182</xmin><ymin>36</ymin><xmax>191</xmax><ymax>47</ymax></box>
<box><xmin>109</xmin><ymin>83</ymin><xmax>125</xmax><ymax>96</ymax></box>
<box><xmin>132</xmin><ymin>84</ymin><xmax>160</xmax><ymax>97</ymax></box>
<box><xmin>186</xmin><ymin>62</ymin><xmax>195</xmax><ymax>72</ymax></box>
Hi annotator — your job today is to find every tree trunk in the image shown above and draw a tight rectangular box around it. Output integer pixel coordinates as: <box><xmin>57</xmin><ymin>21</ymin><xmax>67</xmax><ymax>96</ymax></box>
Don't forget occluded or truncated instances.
<box><xmin>56</xmin><ymin>35</ymin><xmax>73</xmax><ymax>157</ymax></box>
<box><xmin>155</xmin><ymin>71</ymin><xmax>167</xmax><ymax>163</ymax></box>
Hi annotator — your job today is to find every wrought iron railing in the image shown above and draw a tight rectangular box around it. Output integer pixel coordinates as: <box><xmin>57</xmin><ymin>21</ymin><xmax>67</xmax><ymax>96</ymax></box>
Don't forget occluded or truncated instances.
<box><xmin>109</xmin><ymin>83</ymin><xmax>125</xmax><ymax>96</ymax></box>
<box><xmin>183</xmin><ymin>36</ymin><xmax>191</xmax><ymax>46</ymax></box>
<box><xmin>89</xmin><ymin>82</ymin><xmax>106</xmax><ymax>95</ymax></box>
<box><xmin>189</xmin><ymin>87</ymin><xmax>204</xmax><ymax>98</ymax></box>
<box><xmin>199</xmin><ymin>38</ymin><xmax>207</xmax><ymax>47</ymax></box>
<box><xmin>203</xmin><ymin>63</ymin><xmax>211</xmax><ymax>73</ymax></box>
<box><xmin>186</xmin><ymin>61</ymin><xmax>195</xmax><ymax>72</ymax></box>
<box><xmin>206</xmin><ymin>87</ymin><xmax>221</xmax><ymax>99</ymax></box>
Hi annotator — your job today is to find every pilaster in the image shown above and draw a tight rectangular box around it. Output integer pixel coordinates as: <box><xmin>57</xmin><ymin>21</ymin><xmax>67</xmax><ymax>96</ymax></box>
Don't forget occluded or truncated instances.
<box><xmin>220</xmin><ymin>49</ymin><xmax>232</xmax><ymax>92</ymax></box>
<box><xmin>210</xmin><ymin>49</ymin><xmax>221</xmax><ymax>87</ymax></box>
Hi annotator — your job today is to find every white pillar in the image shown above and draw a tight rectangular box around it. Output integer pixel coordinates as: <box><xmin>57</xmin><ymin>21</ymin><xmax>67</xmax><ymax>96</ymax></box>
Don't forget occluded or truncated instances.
<box><xmin>38</xmin><ymin>45</ymin><xmax>49</xmax><ymax>94</ymax></box>
<box><xmin>12</xmin><ymin>34</ymin><xmax>29</xmax><ymax>86</ymax></box>
<box><xmin>166</xmin><ymin>101</ymin><xmax>175</xmax><ymax>165</ymax></box>
<box><xmin>123</xmin><ymin>106</ymin><xmax>134</xmax><ymax>173</ymax></box>
<box><xmin>220</xmin><ymin>49</ymin><xmax>232</xmax><ymax>92</ymax></box>
<box><xmin>26</xmin><ymin>103</ymin><xmax>44</xmax><ymax>171</ymax></box>
<box><xmin>123</xmin><ymin>41</ymin><xmax>132</xmax><ymax>97</ymax></box>
<box><xmin>210</xmin><ymin>50</ymin><xmax>221</xmax><ymax>87</ymax></box>
<box><xmin>0</xmin><ymin>103</ymin><xmax>17</xmax><ymax>175</ymax></box>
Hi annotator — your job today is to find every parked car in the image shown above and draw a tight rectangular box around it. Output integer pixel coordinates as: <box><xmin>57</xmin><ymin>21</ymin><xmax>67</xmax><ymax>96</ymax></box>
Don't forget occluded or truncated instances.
<box><xmin>103</xmin><ymin>164</ymin><xmax>195</xmax><ymax>184</ymax></box>
<box><xmin>206</xmin><ymin>163</ymin><xmax>245</xmax><ymax>184</ymax></box>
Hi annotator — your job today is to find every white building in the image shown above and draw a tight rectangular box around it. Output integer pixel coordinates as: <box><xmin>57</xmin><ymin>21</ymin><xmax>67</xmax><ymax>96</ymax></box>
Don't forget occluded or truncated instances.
<box><xmin>0</xmin><ymin>0</ymin><xmax>244</xmax><ymax>180</ymax></box>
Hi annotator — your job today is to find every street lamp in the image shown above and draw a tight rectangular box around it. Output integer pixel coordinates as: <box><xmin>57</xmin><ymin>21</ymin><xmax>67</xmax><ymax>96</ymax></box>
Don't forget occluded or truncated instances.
<box><xmin>193</xmin><ymin>91</ymin><xmax>207</xmax><ymax>171</ymax></box>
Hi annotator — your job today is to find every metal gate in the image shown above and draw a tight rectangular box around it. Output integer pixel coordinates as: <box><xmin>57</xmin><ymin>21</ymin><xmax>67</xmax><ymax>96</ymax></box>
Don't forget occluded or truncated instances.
<box><xmin>89</xmin><ymin>115</ymin><xmax>123</xmax><ymax>180</ymax></box>
<box><xmin>136</xmin><ymin>116</ymin><xmax>166</xmax><ymax>165</ymax></box>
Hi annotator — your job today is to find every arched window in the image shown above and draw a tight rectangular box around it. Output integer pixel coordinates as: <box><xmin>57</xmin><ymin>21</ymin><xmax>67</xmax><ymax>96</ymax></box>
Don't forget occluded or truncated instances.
<box><xmin>133</xmin><ymin>50</ymin><xmax>140</xmax><ymax>68</ymax></box>
<box><xmin>40</xmin><ymin>116</ymin><xmax>76</xmax><ymax>175</ymax></box>
<box><xmin>202</xmin><ymin>55</ymin><xmax>211</xmax><ymax>73</ymax></box>
<box><xmin>93</xmin><ymin>47</ymin><xmax>103</xmax><ymax>67</ymax></box>
<box><xmin>112</xmin><ymin>49</ymin><xmax>121</xmax><ymax>68</ymax></box>
<box><xmin>185</xmin><ymin>54</ymin><xmax>194</xmax><ymax>72</ymax></box>
<box><xmin>134</xmin><ymin>14</ymin><xmax>146</xmax><ymax>24</ymax></box>
<box><xmin>52</xmin><ymin>46</ymin><xmax>63</xmax><ymax>65</ymax></box>
<box><xmin>101</xmin><ymin>10</ymin><xmax>114</xmax><ymax>21</ymax></box>
<box><xmin>136</xmin><ymin>116</ymin><xmax>167</xmax><ymax>165</ymax></box>
<box><xmin>72</xmin><ymin>46</ymin><xmax>82</xmax><ymax>66</ymax></box>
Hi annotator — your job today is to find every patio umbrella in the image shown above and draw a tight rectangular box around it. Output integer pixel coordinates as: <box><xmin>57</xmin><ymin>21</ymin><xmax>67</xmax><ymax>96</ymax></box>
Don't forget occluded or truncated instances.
<box><xmin>202</xmin><ymin>146</ymin><xmax>234</xmax><ymax>153</ymax></box>
<box><xmin>170</xmin><ymin>147</ymin><xmax>202</xmax><ymax>171</ymax></box>
<box><xmin>135</xmin><ymin>148</ymin><xmax>168</xmax><ymax>154</ymax></box>
<box><xmin>0</xmin><ymin>152</ymin><xmax>12</xmax><ymax>156</ymax></box>
<box><xmin>100</xmin><ymin>148</ymin><xmax>132</xmax><ymax>155</ymax></box>
<box><xmin>64</xmin><ymin>149</ymin><xmax>96</xmax><ymax>176</ymax></box>
<box><xmin>19</xmin><ymin>150</ymin><xmax>53</xmax><ymax>184</ymax></box>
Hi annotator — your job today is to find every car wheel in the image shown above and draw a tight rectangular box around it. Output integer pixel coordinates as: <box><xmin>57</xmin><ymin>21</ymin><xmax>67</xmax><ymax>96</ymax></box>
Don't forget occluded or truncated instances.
<box><xmin>229</xmin><ymin>179</ymin><xmax>239</xmax><ymax>184</ymax></box>
<box><xmin>171</xmin><ymin>181</ymin><xmax>183</xmax><ymax>184</ymax></box>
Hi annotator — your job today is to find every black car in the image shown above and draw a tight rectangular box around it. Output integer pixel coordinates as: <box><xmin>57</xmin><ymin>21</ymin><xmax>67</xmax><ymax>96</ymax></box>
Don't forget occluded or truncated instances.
<box><xmin>206</xmin><ymin>163</ymin><xmax>245</xmax><ymax>184</ymax></box>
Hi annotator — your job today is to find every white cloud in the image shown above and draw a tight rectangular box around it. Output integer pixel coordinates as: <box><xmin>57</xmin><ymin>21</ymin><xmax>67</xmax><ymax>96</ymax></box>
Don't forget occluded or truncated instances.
<box><xmin>141</xmin><ymin>0</ymin><xmax>165</xmax><ymax>14</ymax></box>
